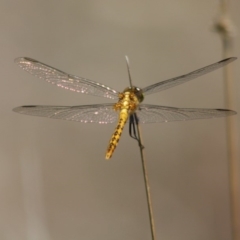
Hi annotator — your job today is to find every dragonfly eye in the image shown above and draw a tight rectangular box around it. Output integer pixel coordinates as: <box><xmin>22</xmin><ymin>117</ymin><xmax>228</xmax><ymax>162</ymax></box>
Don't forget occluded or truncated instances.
<box><xmin>133</xmin><ymin>87</ymin><xmax>144</xmax><ymax>102</ymax></box>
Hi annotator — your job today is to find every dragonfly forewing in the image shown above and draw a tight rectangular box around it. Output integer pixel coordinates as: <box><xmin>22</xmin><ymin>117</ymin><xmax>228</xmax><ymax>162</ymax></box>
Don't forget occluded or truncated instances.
<box><xmin>142</xmin><ymin>57</ymin><xmax>237</xmax><ymax>95</ymax></box>
<box><xmin>15</xmin><ymin>57</ymin><xmax>120</xmax><ymax>100</ymax></box>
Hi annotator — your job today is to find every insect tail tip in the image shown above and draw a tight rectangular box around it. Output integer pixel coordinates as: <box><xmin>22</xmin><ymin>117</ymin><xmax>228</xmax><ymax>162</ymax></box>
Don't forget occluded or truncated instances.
<box><xmin>105</xmin><ymin>153</ymin><xmax>111</xmax><ymax>160</ymax></box>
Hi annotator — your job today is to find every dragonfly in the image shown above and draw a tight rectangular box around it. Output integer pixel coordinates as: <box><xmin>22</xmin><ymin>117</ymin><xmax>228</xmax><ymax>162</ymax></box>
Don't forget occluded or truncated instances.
<box><xmin>13</xmin><ymin>57</ymin><xmax>237</xmax><ymax>159</ymax></box>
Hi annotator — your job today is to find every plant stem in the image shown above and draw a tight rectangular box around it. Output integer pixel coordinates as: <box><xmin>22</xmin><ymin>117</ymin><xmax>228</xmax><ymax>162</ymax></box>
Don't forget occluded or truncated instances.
<box><xmin>214</xmin><ymin>1</ymin><xmax>240</xmax><ymax>239</ymax></box>
<box><xmin>136</xmin><ymin>122</ymin><xmax>156</xmax><ymax>240</ymax></box>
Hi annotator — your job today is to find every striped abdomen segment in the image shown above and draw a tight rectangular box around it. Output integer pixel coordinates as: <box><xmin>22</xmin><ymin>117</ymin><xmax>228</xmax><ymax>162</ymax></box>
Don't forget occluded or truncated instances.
<box><xmin>105</xmin><ymin>109</ymin><xmax>129</xmax><ymax>159</ymax></box>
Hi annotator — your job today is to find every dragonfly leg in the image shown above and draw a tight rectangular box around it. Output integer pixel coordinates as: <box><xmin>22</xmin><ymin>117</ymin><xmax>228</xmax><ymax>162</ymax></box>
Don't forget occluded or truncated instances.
<box><xmin>129</xmin><ymin>114</ymin><xmax>138</xmax><ymax>140</ymax></box>
<box><xmin>129</xmin><ymin>113</ymin><xmax>144</xmax><ymax>149</ymax></box>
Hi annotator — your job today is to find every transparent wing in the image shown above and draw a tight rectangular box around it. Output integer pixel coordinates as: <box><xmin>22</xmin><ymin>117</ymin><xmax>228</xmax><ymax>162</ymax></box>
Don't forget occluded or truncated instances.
<box><xmin>136</xmin><ymin>104</ymin><xmax>236</xmax><ymax>123</ymax></box>
<box><xmin>142</xmin><ymin>57</ymin><xmax>237</xmax><ymax>95</ymax></box>
<box><xmin>15</xmin><ymin>57</ymin><xmax>119</xmax><ymax>100</ymax></box>
<box><xmin>13</xmin><ymin>103</ymin><xmax>118</xmax><ymax>124</ymax></box>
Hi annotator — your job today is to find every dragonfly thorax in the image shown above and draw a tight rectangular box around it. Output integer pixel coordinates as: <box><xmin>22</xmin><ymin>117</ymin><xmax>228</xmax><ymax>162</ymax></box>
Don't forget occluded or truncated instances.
<box><xmin>115</xmin><ymin>87</ymin><xmax>142</xmax><ymax>113</ymax></box>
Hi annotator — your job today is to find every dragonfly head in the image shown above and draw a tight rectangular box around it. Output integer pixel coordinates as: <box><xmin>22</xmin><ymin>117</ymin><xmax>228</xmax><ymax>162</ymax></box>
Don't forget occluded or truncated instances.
<box><xmin>123</xmin><ymin>86</ymin><xmax>144</xmax><ymax>103</ymax></box>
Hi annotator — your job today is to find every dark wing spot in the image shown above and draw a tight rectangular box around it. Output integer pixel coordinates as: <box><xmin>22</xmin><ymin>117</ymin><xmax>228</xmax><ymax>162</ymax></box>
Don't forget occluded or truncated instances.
<box><xmin>216</xmin><ymin>109</ymin><xmax>229</xmax><ymax>111</ymax></box>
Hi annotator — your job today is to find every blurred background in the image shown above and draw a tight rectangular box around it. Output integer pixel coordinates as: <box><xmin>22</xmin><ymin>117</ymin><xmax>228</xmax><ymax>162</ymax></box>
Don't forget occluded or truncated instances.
<box><xmin>0</xmin><ymin>0</ymin><xmax>239</xmax><ymax>240</ymax></box>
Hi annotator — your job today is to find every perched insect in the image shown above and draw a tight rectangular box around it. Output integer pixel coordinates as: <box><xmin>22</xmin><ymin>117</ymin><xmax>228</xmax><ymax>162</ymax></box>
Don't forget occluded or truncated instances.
<box><xmin>13</xmin><ymin>57</ymin><xmax>237</xmax><ymax>159</ymax></box>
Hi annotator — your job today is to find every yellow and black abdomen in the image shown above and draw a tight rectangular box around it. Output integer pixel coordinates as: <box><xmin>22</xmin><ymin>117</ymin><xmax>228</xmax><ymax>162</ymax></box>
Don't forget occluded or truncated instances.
<box><xmin>105</xmin><ymin>109</ymin><xmax>129</xmax><ymax>159</ymax></box>
<box><xmin>105</xmin><ymin>88</ymin><xmax>142</xmax><ymax>159</ymax></box>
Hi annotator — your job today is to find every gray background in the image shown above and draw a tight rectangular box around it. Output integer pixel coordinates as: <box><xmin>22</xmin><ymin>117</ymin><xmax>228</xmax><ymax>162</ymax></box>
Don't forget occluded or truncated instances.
<box><xmin>1</xmin><ymin>1</ymin><xmax>240</xmax><ymax>240</ymax></box>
